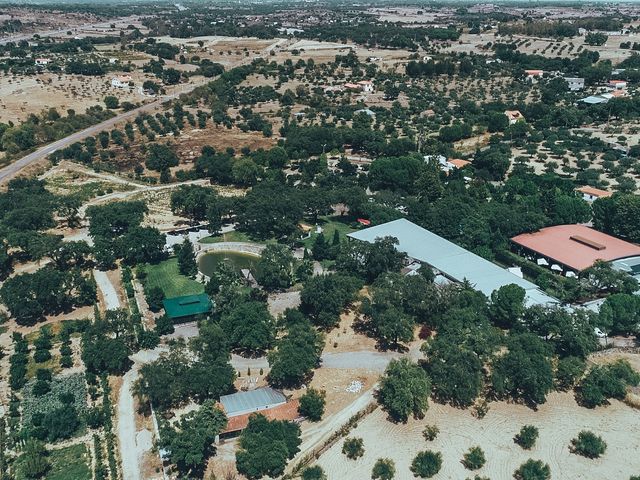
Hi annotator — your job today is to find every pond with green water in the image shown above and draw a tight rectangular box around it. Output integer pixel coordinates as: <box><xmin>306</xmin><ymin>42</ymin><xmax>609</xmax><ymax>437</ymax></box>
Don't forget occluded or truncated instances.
<box><xmin>198</xmin><ymin>251</ymin><xmax>260</xmax><ymax>277</ymax></box>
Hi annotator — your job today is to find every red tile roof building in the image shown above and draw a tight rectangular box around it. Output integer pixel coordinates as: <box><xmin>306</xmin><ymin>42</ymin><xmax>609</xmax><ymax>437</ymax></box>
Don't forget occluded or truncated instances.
<box><xmin>511</xmin><ymin>225</ymin><xmax>640</xmax><ymax>272</ymax></box>
<box><xmin>221</xmin><ymin>399</ymin><xmax>301</xmax><ymax>434</ymax></box>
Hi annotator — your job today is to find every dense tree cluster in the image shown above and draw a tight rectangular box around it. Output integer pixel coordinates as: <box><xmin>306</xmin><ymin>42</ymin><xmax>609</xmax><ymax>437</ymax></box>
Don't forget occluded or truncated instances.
<box><xmin>235</xmin><ymin>414</ymin><xmax>301</xmax><ymax>479</ymax></box>
<box><xmin>136</xmin><ymin>321</ymin><xmax>235</xmax><ymax>410</ymax></box>
<box><xmin>86</xmin><ymin>201</ymin><xmax>166</xmax><ymax>268</ymax></box>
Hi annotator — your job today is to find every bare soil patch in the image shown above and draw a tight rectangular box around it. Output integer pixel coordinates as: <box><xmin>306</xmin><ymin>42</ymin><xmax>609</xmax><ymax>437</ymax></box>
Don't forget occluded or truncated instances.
<box><xmin>315</xmin><ymin>392</ymin><xmax>640</xmax><ymax>480</ymax></box>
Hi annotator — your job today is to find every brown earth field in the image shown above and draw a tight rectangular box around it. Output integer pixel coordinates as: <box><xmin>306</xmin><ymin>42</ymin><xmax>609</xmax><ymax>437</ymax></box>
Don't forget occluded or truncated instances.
<box><xmin>315</xmin><ymin>391</ymin><xmax>640</xmax><ymax>480</ymax></box>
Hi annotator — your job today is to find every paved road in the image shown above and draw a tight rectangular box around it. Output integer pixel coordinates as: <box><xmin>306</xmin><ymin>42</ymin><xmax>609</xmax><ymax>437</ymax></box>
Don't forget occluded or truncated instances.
<box><xmin>0</xmin><ymin>96</ymin><xmax>169</xmax><ymax>184</ymax></box>
<box><xmin>0</xmin><ymin>37</ymin><xmax>288</xmax><ymax>185</ymax></box>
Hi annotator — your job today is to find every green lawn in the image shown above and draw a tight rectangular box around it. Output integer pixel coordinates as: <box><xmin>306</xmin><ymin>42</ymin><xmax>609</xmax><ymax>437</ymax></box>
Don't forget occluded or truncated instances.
<box><xmin>301</xmin><ymin>215</ymin><xmax>356</xmax><ymax>249</ymax></box>
<box><xmin>46</xmin><ymin>444</ymin><xmax>91</xmax><ymax>480</ymax></box>
<box><xmin>144</xmin><ymin>257</ymin><xmax>204</xmax><ymax>298</ymax></box>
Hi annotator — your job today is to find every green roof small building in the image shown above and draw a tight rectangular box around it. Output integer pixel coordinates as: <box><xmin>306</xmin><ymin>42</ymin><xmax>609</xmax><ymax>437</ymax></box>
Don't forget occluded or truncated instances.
<box><xmin>163</xmin><ymin>294</ymin><xmax>212</xmax><ymax>322</ymax></box>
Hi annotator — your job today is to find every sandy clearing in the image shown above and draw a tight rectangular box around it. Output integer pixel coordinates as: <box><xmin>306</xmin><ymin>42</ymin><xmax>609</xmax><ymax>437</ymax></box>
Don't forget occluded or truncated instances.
<box><xmin>315</xmin><ymin>392</ymin><xmax>640</xmax><ymax>480</ymax></box>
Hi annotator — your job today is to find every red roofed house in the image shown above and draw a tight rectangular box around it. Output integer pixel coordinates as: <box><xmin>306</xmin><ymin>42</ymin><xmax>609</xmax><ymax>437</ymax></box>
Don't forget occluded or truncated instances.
<box><xmin>437</xmin><ymin>156</ymin><xmax>471</xmax><ymax>173</ymax></box>
<box><xmin>511</xmin><ymin>224</ymin><xmax>640</xmax><ymax>274</ymax></box>
<box><xmin>504</xmin><ymin>110</ymin><xmax>525</xmax><ymax>125</ymax></box>
<box><xmin>216</xmin><ymin>387</ymin><xmax>301</xmax><ymax>441</ymax></box>
<box><xmin>344</xmin><ymin>82</ymin><xmax>360</xmax><ymax>91</ymax></box>
<box><xmin>525</xmin><ymin>69</ymin><xmax>544</xmax><ymax>80</ymax></box>
<box><xmin>576</xmin><ymin>186</ymin><xmax>612</xmax><ymax>203</ymax></box>
<box><xmin>608</xmin><ymin>79</ymin><xmax>627</xmax><ymax>90</ymax></box>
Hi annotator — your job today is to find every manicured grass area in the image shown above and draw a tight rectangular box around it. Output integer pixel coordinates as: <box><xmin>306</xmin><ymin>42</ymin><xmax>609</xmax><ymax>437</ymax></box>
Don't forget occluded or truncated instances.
<box><xmin>200</xmin><ymin>230</ymin><xmax>253</xmax><ymax>244</ymax></box>
<box><xmin>301</xmin><ymin>215</ymin><xmax>357</xmax><ymax>249</ymax></box>
<box><xmin>46</xmin><ymin>444</ymin><xmax>91</xmax><ymax>480</ymax></box>
<box><xmin>144</xmin><ymin>257</ymin><xmax>204</xmax><ymax>298</ymax></box>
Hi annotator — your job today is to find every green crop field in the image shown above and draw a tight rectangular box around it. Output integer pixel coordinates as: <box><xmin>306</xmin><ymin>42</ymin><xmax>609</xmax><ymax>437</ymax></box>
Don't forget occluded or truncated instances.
<box><xmin>47</xmin><ymin>444</ymin><xmax>91</xmax><ymax>480</ymax></box>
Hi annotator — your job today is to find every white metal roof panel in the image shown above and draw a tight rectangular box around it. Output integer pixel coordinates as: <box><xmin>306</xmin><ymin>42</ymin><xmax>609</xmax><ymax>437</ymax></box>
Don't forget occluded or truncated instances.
<box><xmin>348</xmin><ymin>219</ymin><xmax>557</xmax><ymax>306</ymax></box>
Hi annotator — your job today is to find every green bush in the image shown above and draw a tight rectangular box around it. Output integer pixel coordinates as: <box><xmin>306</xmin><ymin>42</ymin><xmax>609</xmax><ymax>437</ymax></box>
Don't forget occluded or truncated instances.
<box><xmin>411</xmin><ymin>450</ymin><xmax>442</xmax><ymax>478</ymax></box>
<box><xmin>514</xmin><ymin>425</ymin><xmax>539</xmax><ymax>450</ymax></box>
<box><xmin>302</xmin><ymin>465</ymin><xmax>327</xmax><ymax>480</ymax></box>
<box><xmin>372</xmin><ymin>458</ymin><xmax>396</xmax><ymax>480</ymax></box>
<box><xmin>422</xmin><ymin>424</ymin><xmax>439</xmax><ymax>441</ymax></box>
<box><xmin>514</xmin><ymin>459</ymin><xmax>550</xmax><ymax>480</ymax></box>
<box><xmin>298</xmin><ymin>388</ymin><xmax>326</xmax><ymax>422</ymax></box>
<box><xmin>342</xmin><ymin>437</ymin><xmax>364</xmax><ymax>460</ymax></box>
<box><xmin>570</xmin><ymin>430</ymin><xmax>607</xmax><ymax>458</ymax></box>
<box><xmin>462</xmin><ymin>446</ymin><xmax>486</xmax><ymax>470</ymax></box>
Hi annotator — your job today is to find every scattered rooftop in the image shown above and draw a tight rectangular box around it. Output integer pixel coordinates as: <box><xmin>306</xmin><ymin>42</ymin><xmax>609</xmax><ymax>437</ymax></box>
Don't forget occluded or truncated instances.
<box><xmin>222</xmin><ymin>399</ymin><xmax>301</xmax><ymax>434</ymax></box>
<box><xmin>576</xmin><ymin>185</ymin><xmax>612</xmax><ymax>198</ymax></box>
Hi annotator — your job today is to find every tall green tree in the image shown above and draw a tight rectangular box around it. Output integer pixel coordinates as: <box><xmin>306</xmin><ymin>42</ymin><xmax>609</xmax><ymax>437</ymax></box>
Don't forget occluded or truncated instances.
<box><xmin>255</xmin><ymin>244</ymin><xmax>295</xmax><ymax>291</ymax></box>
<box><xmin>177</xmin><ymin>240</ymin><xmax>197</xmax><ymax>277</ymax></box>
<box><xmin>378</xmin><ymin>358</ymin><xmax>431</xmax><ymax>422</ymax></box>
<box><xmin>236</xmin><ymin>414</ymin><xmax>301</xmax><ymax>479</ymax></box>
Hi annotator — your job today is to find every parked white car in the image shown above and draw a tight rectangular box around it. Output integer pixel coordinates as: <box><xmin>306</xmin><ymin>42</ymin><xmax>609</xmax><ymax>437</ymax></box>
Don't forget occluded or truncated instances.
<box><xmin>594</xmin><ymin>327</ymin><xmax>607</xmax><ymax>338</ymax></box>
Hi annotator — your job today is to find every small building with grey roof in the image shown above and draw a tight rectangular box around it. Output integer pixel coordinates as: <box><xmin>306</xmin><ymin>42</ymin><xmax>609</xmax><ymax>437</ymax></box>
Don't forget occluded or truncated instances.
<box><xmin>347</xmin><ymin>218</ymin><xmax>557</xmax><ymax>307</ymax></box>
<box><xmin>219</xmin><ymin>387</ymin><xmax>287</xmax><ymax>417</ymax></box>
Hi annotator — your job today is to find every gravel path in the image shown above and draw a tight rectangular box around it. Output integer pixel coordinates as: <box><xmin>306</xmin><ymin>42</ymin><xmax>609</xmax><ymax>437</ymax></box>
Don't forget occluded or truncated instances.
<box><xmin>93</xmin><ymin>269</ymin><xmax>121</xmax><ymax>310</ymax></box>
<box><xmin>118</xmin><ymin>367</ymin><xmax>141</xmax><ymax>480</ymax></box>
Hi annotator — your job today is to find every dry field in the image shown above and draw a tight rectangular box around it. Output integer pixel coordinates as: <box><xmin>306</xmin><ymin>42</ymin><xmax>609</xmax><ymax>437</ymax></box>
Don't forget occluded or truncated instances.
<box><xmin>315</xmin><ymin>392</ymin><xmax>640</xmax><ymax>480</ymax></box>
<box><xmin>0</xmin><ymin>62</ymin><xmax>207</xmax><ymax>124</ymax></box>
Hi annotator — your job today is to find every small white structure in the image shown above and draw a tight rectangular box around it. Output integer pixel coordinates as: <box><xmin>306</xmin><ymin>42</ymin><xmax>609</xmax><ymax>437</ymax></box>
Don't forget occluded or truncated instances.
<box><xmin>35</xmin><ymin>58</ymin><xmax>50</xmax><ymax>66</ymax></box>
<box><xmin>357</xmin><ymin>80</ymin><xmax>374</xmax><ymax>93</ymax></box>
<box><xmin>111</xmin><ymin>75</ymin><xmax>132</xmax><ymax>88</ymax></box>
<box><xmin>565</xmin><ymin>77</ymin><xmax>585</xmax><ymax>91</ymax></box>
<box><xmin>355</xmin><ymin>108</ymin><xmax>375</xmax><ymax>117</ymax></box>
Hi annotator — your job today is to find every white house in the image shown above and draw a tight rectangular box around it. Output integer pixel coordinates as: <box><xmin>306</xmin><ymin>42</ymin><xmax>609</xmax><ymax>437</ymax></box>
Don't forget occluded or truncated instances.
<box><xmin>565</xmin><ymin>77</ymin><xmax>585</xmax><ymax>91</ymax></box>
<box><xmin>357</xmin><ymin>80</ymin><xmax>374</xmax><ymax>93</ymax></box>
<box><xmin>425</xmin><ymin>155</ymin><xmax>470</xmax><ymax>173</ymax></box>
<box><xmin>111</xmin><ymin>75</ymin><xmax>132</xmax><ymax>88</ymax></box>
<box><xmin>35</xmin><ymin>58</ymin><xmax>50</xmax><ymax>66</ymax></box>
<box><xmin>608</xmin><ymin>79</ymin><xmax>627</xmax><ymax>90</ymax></box>
<box><xmin>576</xmin><ymin>186</ymin><xmax>612</xmax><ymax>203</ymax></box>
<box><xmin>524</xmin><ymin>69</ymin><xmax>544</xmax><ymax>81</ymax></box>
<box><xmin>504</xmin><ymin>110</ymin><xmax>525</xmax><ymax>125</ymax></box>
